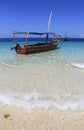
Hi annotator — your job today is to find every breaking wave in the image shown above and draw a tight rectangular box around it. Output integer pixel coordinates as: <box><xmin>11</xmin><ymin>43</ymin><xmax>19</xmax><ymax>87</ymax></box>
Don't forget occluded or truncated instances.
<box><xmin>71</xmin><ymin>63</ymin><xmax>84</xmax><ymax>69</ymax></box>
<box><xmin>0</xmin><ymin>90</ymin><xmax>84</xmax><ymax>111</ymax></box>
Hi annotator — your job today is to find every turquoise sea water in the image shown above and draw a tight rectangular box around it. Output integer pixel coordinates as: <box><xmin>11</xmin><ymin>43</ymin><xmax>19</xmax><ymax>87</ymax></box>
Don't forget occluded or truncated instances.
<box><xmin>0</xmin><ymin>38</ymin><xmax>84</xmax><ymax>66</ymax></box>
<box><xmin>0</xmin><ymin>38</ymin><xmax>84</xmax><ymax>111</ymax></box>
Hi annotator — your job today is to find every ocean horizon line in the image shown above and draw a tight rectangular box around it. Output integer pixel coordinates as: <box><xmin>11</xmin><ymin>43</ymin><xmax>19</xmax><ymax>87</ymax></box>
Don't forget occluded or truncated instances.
<box><xmin>0</xmin><ymin>37</ymin><xmax>84</xmax><ymax>42</ymax></box>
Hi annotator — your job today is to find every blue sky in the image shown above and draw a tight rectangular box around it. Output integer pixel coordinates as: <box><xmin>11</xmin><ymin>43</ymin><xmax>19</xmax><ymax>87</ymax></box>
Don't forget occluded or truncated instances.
<box><xmin>0</xmin><ymin>0</ymin><xmax>84</xmax><ymax>38</ymax></box>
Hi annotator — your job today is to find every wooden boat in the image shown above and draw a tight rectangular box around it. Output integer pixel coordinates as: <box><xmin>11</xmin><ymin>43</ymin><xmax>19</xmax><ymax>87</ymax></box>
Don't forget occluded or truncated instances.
<box><xmin>11</xmin><ymin>31</ymin><xmax>60</xmax><ymax>55</ymax></box>
<box><xmin>11</xmin><ymin>11</ymin><xmax>60</xmax><ymax>54</ymax></box>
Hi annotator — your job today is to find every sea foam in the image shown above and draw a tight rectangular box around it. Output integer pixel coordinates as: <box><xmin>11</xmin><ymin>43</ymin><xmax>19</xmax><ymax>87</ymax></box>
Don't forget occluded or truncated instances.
<box><xmin>0</xmin><ymin>91</ymin><xmax>84</xmax><ymax>111</ymax></box>
<box><xmin>71</xmin><ymin>63</ymin><xmax>84</xmax><ymax>69</ymax></box>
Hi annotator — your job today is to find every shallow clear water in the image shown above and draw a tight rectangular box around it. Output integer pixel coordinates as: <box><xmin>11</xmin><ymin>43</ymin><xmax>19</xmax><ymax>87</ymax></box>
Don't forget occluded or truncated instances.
<box><xmin>0</xmin><ymin>39</ymin><xmax>84</xmax><ymax>111</ymax></box>
<box><xmin>0</xmin><ymin>40</ymin><xmax>84</xmax><ymax>66</ymax></box>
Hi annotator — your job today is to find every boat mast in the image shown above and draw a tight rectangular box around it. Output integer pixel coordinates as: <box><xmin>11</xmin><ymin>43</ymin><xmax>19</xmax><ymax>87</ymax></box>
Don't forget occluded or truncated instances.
<box><xmin>47</xmin><ymin>10</ymin><xmax>52</xmax><ymax>32</ymax></box>
<box><xmin>46</xmin><ymin>10</ymin><xmax>52</xmax><ymax>43</ymax></box>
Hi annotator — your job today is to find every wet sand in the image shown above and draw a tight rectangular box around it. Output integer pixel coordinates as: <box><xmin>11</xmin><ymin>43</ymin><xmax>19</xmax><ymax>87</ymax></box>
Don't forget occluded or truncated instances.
<box><xmin>0</xmin><ymin>104</ymin><xmax>84</xmax><ymax>130</ymax></box>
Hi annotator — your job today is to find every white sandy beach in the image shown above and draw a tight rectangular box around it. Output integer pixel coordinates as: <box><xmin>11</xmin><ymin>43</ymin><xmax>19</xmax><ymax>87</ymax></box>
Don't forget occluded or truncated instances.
<box><xmin>0</xmin><ymin>104</ymin><xmax>84</xmax><ymax>130</ymax></box>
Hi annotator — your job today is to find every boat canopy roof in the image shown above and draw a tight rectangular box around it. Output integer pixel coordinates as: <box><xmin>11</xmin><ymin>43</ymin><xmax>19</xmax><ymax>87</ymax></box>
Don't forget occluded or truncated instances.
<box><xmin>13</xmin><ymin>31</ymin><xmax>55</xmax><ymax>35</ymax></box>
<box><xmin>29</xmin><ymin>32</ymin><xmax>55</xmax><ymax>35</ymax></box>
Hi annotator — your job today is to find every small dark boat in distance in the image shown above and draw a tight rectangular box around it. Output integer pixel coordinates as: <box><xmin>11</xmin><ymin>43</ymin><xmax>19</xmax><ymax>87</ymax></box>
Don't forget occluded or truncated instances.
<box><xmin>64</xmin><ymin>30</ymin><xmax>69</xmax><ymax>41</ymax></box>
<box><xmin>11</xmin><ymin>31</ymin><xmax>60</xmax><ymax>55</ymax></box>
<box><xmin>64</xmin><ymin>36</ymin><xmax>69</xmax><ymax>41</ymax></box>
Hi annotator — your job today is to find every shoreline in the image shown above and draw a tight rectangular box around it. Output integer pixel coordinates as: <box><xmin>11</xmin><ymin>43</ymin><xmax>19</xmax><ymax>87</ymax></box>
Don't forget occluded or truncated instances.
<box><xmin>0</xmin><ymin>41</ymin><xmax>84</xmax><ymax>130</ymax></box>
<box><xmin>0</xmin><ymin>103</ymin><xmax>84</xmax><ymax>130</ymax></box>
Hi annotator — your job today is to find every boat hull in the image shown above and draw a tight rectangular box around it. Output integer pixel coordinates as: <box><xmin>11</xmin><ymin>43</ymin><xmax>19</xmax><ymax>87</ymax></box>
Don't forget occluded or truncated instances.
<box><xmin>15</xmin><ymin>42</ymin><xmax>58</xmax><ymax>55</ymax></box>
